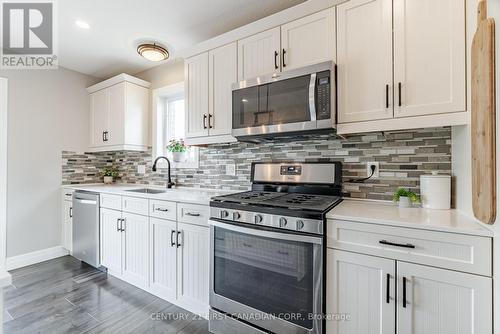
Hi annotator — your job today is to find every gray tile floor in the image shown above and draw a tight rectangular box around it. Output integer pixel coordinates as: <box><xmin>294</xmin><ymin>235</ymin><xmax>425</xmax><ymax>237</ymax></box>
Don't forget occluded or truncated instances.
<box><xmin>4</xmin><ymin>256</ymin><xmax>209</xmax><ymax>334</ymax></box>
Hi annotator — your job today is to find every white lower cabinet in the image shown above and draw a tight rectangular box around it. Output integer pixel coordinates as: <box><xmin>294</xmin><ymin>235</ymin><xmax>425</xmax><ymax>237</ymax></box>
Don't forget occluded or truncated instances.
<box><xmin>176</xmin><ymin>222</ymin><xmax>210</xmax><ymax>315</ymax></box>
<box><xmin>327</xmin><ymin>249</ymin><xmax>492</xmax><ymax>334</ymax></box>
<box><xmin>100</xmin><ymin>208</ymin><xmax>123</xmax><ymax>275</ymax></box>
<box><xmin>327</xmin><ymin>249</ymin><xmax>395</xmax><ymax>334</ymax></box>
<box><xmin>122</xmin><ymin>212</ymin><xmax>149</xmax><ymax>289</ymax></box>
<box><xmin>62</xmin><ymin>199</ymin><xmax>73</xmax><ymax>253</ymax></box>
<box><xmin>150</xmin><ymin>217</ymin><xmax>177</xmax><ymax>301</ymax></box>
<box><xmin>397</xmin><ymin>262</ymin><xmax>492</xmax><ymax>334</ymax></box>
<box><xmin>99</xmin><ymin>196</ymin><xmax>210</xmax><ymax>317</ymax></box>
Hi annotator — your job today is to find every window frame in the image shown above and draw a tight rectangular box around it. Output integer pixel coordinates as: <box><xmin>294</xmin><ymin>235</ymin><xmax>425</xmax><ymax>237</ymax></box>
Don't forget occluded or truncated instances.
<box><xmin>152</xmin><ymin>82</ymin><xmax>199</xmax><ymax>169</ymax></box>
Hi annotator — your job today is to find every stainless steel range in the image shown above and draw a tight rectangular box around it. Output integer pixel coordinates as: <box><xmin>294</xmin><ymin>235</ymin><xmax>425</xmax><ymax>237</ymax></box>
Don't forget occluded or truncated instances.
<box><xmin>208</xmin><ymin>162</ymin><xmax>342</xmax><ymax>334</ymax></box>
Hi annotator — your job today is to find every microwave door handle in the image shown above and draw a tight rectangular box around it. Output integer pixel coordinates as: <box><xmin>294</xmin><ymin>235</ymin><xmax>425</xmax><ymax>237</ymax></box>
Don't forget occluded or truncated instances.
<box><xmin>308</xmin><ymin>73</ymin><xmax>317</xmax><ymax>122</ymax></box>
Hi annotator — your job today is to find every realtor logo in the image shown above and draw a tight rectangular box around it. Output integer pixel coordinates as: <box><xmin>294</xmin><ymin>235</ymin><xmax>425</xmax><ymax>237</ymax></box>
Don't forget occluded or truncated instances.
<box><xmin>1</xmin><ymin>0</ymin><xmax>58</xmax><ymax>69</ymax></box>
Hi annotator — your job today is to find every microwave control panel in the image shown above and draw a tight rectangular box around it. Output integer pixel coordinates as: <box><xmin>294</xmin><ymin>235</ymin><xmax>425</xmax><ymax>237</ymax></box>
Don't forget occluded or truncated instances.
<box><xmin>316</xmin><ymin>71</ymin><xmax>331</xmax><ymax>120</ymax></box>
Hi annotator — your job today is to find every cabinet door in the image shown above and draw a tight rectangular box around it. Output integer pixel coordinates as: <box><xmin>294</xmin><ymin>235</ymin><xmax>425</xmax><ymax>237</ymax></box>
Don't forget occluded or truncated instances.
<box><xmin>397</xmin><ymin>262</ymin><xmax>492</xmax><ymax>334</ymax></box>
<box><xmin>63</xmin><ymin>200</ymin><xmax>72</xmax><ymax>252</ymax></box>
<box><xmin>89</xmin><ymin>89</ymin><xmax>109</xmax><ymax>147</ymax></box>
<box><xmin>150</xmin><ymin>218</ymin><xmax>177</xmax><ymax>301</ymax></box>
<box><xmin>185</xmin><ymin>53</ymin><xmax>209</xmax><ymax>138</ymax></box>
<box><xmin>281</xmin><ymin>7</ymin><xmax>336</xmax><ymax>71</ymax></box>
<box><xmin>393</xmin><ymin>0</ymin><xmax>465</xmax><ymax>117</ymax></box>
<box><xmin>107</xmin><ymin>82</ymin><xmax>126</xmax><ymax>146</ymax></box>
<box><xmin>237</xmin><ymin>27</ymin><xmax>281</xmax><ymax>81</ymax></box>
<box><xmin>122</xmin><ymin>212</ymin><xmax>149</xmax><ymax>289</ymax></box>
<box><xmin>100</xmin><ymin>208</ymin><xmax>122</xmax><ymax>276</ymax></box>
<box><xmin>176</xmin><ymin>223</ymin><xmax>210</xmax><ymax>315</ymax></box>
<box><xmin>208</xmin><ymin>42</ymin><xmax>237</xmax><ymax>136</ymax></box>
<box><xmin>327</xmin><ymin>249</ymin><xmax>395</xmax><ymax>334</ymax></box>
<box><xmin>337</xmin><ymin>0</ymin><xmax>393</xmax><ymax>123</ymax></box>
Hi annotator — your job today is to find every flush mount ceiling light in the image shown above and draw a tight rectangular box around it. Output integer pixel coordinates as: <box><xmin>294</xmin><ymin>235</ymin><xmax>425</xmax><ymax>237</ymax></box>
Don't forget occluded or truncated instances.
<box><xmin>137</xmin><ymin>43</ymin><xmax>169</xmax><ymax>62</ymax></box>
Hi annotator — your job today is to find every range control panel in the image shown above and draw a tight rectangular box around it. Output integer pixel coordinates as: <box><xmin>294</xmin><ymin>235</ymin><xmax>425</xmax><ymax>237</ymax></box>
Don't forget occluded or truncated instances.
<box><xmin>280</xmin><ymin>165</ymin><xmax>302</xmax><ymax>176</ymax></box>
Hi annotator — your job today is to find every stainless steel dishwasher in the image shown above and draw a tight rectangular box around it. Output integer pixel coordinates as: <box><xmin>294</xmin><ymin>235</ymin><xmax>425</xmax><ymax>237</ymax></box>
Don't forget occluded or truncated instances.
<box><xmin>72</xmin><ymin>191</ymin><xmax>100</xmax><ymax>267</ymax></box>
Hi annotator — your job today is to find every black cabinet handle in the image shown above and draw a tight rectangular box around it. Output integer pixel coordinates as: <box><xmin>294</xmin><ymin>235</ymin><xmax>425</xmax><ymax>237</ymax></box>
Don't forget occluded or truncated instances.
<box><xmin>116</xmin><ymin>218</ymin><xmax>120</xmax><ymax>232</ymax></box>
<box><xmin>185</xmin><ymin>212</ymin><xmax>200</xmax><ymax>217</ymax></box>
<box><xmin>102</xmin><ymin>131</ymin><xmax>106</xmax><ymax>142</ymax></box>
<box><xmin>379</xmin><ymin>240</ymin><xmax>415</xmax><ymax>249</ymax></box>
<box><xmin>386</xmin><ymin>273</ymin><xmax>390</xmax><ymax>303</ymax></box>
<box><xmin>282</xmin><ymin>49</ymin><xmax>287</xmax><ymax>68</ymax></box>
<box><xmin>120</xmin><ymin>218</ymin><xmax>125</xmax><ymax>232</ymax></box>
<box><xmin>274</xmin><ymin>51</ymin><xmax>279</xmax><ymax>69</ymax></box>
<box><xmin>385</xmin><ymin>84</ymin><xmax>389</xmax><ymax>108</ymax></box>
<box><xmin>176</xmin><ymin>231</ymin><xmax>182</xmax><ymax>248</ymax></box>
<box><xmin>171</xmin><ymin>230</ymin><xmax>176</xmax><ymax>247</ymax></box>
<box><xmin>69</xmin><ymin>207</ymin><xmax>73</xmax><ymax>218</ymax></box>
<box><xmin>398</xmin><ymin>82</ymin><xmax>402</xmax><ymax>107</ymax></box>
<box><xmin>403</xmin><ymin>276</ymin><xmax>407</xmax><ymax>308</ymax></box>
<box><xmin>208</xmin><ymin>114</ymin><xmax>213</xmax><ymax>129</ymax></box>
<box><xmin>203</xmin><ymin>115</ymin><xmax>207</xmax><ymax>129</ymax></box>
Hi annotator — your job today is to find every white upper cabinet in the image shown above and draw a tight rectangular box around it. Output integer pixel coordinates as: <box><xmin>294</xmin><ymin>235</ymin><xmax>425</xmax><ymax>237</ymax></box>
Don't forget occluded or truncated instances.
<box><xmin>208</xmin><ymin>42</ymin><xmax>237</xmax><ymax>136</ymax></box>
<box><xmin>90</xmin><ymin>89</ymin><xmax>108</xmax><ymax>147</ymax></box>
<box><xmin>327</xmin><ymin>249</ymin><xmax>395</xmax><ymax>334</ymax></box>
<box><xmin>393</xmin><ymin>0</ymin><xmax>466</xmax><ymax>117</ymax></box>
<box><xmin>397</xmin><ymin>262</ymin><xmax>492</xmax><ymax>334</ymax></box>
<box><xmin>185</xmin><ymin>52</ymin><xmax>210</xmax><ymax>139</ymax></box>
<box><xmin>88</xmin><ymin>74</ymin><xmax>150</xmax><ymax>151</ymax></box>
<box><xmin>281</xmin><ymin>7</ymin><xmax>336</xmax><ymax>70</ymax></box>
<box><xmin>237</xmin><ymin>27</ymin><xmax>281</xmax><ymax>81</ymax></box>
<box><xmin>337</xmin><ymin>0</ymin><xmax>393</xmax><ymax>123</ymax></box>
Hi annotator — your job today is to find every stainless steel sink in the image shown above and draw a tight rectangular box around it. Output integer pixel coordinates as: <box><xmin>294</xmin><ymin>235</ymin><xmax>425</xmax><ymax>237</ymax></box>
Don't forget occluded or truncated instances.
<box><xmin>125</xmin><ymin>188</ymin><xmax>166</xmax><ymax>194</ymax></box>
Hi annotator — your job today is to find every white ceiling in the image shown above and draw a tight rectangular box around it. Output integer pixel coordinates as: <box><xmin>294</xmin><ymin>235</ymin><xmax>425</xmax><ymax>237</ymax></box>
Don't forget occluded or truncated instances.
<box><xmin>58</xmin><ymin>0</ymin><xmax>306</xmax><ymax>79</ymax></box>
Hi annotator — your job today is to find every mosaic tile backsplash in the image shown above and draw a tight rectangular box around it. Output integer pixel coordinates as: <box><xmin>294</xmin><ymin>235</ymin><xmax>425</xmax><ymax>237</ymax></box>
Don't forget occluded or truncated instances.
<box><xmin>62</xmin><ymin>127</ymin><xmax>451</xmax><ymax>201</ymax></box>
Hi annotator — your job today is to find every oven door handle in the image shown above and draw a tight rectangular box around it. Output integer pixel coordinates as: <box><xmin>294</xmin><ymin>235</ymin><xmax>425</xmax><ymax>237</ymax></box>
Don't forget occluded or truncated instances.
<box><xmin>208</xmin><ymin>220</ymin><xmax>323</xmax><ymax>245</ymax></box>
<box><xmin>308</xmin><ymin>73</ymin><xmax>317</xmax><ymax>122</ymax></box>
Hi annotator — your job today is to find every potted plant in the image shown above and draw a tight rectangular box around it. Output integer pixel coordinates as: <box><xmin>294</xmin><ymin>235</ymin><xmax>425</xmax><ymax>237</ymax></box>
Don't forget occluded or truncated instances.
<box><xmin>167</xmin><ymin>139</ymin><xmax>189</xmax><ymax>162</ymax></box>
<box><xmin>393</xmin><ymin>188</ymin><xmax>420</xmax><ymax>208</ymax></box>
<box><xmin>101</xmin><ymin>167</ymin><xmax>119</xmax><ymax>184</ymax></box>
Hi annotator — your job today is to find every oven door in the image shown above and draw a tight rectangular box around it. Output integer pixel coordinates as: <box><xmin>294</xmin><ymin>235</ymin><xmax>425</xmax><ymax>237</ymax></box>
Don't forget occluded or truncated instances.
<box><xmin>209</xmin><ymin>219</ymin><xmax>323</xmax><ymax>334</ymax></box>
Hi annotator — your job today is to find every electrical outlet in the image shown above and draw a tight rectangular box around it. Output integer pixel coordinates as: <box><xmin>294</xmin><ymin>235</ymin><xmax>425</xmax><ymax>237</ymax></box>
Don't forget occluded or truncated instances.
<box><xmin>366</xmin><ymin>162</ymin><xmax>380</xmax><ymax>178</ymax></box>
<box><xmin>137</xmin><ymin>165</ymin><xmax>146</xmax><ymax>174</ymax></box>
<box><xmin>226</xmin><ymin>164</ymin><xmax>236</xmax><ymax>176</ymax></box>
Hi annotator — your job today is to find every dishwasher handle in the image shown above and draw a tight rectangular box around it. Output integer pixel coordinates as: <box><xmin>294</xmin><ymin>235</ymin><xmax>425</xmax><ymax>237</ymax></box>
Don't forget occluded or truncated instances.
<box><xmin>73</xmin><ymin>197</ymin><xmax>97</xmax><ymax>205</ymax></box>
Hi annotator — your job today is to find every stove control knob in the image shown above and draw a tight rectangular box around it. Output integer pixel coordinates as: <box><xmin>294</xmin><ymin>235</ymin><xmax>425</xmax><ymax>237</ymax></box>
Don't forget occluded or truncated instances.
<box><xmin>233</xmin><ymin>212</ymin><xmax>241</xmax><ymax>220</ymax></box>
<box><xmin>296</xmin><ymin>220</ymin><xmax>305</xmax><ymax>231</ymax></box>
<box><xmin>254</xmin><ymin>214</ymin><xmax>263</xmax><ymax>224</ymax></box>
<box><xmin>279</xmin><ymin>217</ymin><xmax>288</xmax><ymax>228</ymax></box>
<box><xmin>220</xmin><ymin>210</ymin><xmax>229</xmax><ymax>219</ymax></box>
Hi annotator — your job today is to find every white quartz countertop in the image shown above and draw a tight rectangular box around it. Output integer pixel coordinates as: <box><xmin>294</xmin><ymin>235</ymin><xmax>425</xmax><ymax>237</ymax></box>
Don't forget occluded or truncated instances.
<box><xmin>62</xmin><ymin>184</ymin><xmax>234</xmax><ymax>206</ymax></box>
<box><xmin>326</xmin><ymin>200</ymin><xmax>494</xmax><ymax>237</ymax></box>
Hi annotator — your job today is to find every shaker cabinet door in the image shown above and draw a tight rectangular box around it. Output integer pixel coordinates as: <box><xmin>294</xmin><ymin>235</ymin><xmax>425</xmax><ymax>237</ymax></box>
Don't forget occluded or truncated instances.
<box><xmin>150</xmin><ymin>217</ymin><xmax>177</xmax><ymax>302</ymax></box>
<box><xmin>327</xmin><ymin>249</ymin><xmax>396</xmax><ymax>334</ymax></box>
<box><xmin>337</xmin><ymin>0</ymin><xmax>393</xmax><ymax>123</ymax></box>
<box><xmin>185</xmin><ymin>53</ymin><xmax>210</xmax><ymax>138</ymax></box>
<box><xmin>393</xmin><ymin>0</ymin><xmax>466</xmax><ymax>117</ymax></box>
<box><xmin>100</xmin><ymin>208</ymin><xmax>123</xmax><ymax>276</ymax></box>
<box><xmin>122</xmin><ymin>212</ymin><xmax>149</xmax><ymax>289</ymax></box>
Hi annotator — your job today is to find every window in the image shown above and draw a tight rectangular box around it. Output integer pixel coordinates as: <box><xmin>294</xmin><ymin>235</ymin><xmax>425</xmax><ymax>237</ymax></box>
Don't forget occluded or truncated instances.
<box><xmin>152</xmin><ymin>83</ymin><xmax>198</xmax><ymax>169</ymax></box>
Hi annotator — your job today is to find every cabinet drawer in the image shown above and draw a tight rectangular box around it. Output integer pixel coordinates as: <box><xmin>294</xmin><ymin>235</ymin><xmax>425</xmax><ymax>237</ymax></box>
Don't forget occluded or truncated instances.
<box><xmin>122</xmin><ymin>196</ymin><xmax>149</xmax><ymax>216</ymax></box>
<box><xmin>62</xmin><ymin>189</ymin><xmax>74</xmax><ymax>201</ymax></box>
<box><xmin>149</xmin><ymin>199</ymin><xmax>177</xmax><ymax>221</ymax></box>
<box><xmin>178</xmin><ymin>203</ymin><xmax>209</xmax><ymax>226</ymax></box>
<box><xmin>100</xmin><ymin>194</ymin><xmax>122</xmax><ymax>210</ymax></box>
<box><xmin>327</xmin><ymin>220</ymin><xmax>492</xmax><ymax>276</ymax></box>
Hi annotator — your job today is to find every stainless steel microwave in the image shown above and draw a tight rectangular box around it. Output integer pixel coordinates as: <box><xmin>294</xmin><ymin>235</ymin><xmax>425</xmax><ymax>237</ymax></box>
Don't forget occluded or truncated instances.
<box><xmin>231</xmin><ymin>61</ymin><xmax>335</xmax><ymax>140</ymax></box>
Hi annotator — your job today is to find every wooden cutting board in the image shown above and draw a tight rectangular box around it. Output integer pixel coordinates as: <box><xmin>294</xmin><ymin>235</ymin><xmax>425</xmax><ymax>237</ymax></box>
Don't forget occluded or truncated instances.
<box><xmin>472</xmin><ymin>0</ymin><xmax>496</xmax><ymax>224</ymax></box>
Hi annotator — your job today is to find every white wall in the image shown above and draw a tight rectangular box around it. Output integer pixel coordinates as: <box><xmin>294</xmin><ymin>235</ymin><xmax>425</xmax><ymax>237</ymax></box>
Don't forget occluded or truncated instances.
<box><xmin>0</xmin><ymin>67</ymin><xmax>98</xmax><ymax>258</ymax></box>
<box><xmin>134</xmin><ymin>58</ymin><xmax>184</xmax><ymax>89</ymax></box>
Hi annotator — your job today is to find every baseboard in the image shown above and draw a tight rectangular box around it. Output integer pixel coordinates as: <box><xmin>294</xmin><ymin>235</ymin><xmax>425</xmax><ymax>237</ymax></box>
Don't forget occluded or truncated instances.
<box><xmin>6</xmin><ymin>246</ymin><xmax>69</xmax><ymax>271</ymax></box>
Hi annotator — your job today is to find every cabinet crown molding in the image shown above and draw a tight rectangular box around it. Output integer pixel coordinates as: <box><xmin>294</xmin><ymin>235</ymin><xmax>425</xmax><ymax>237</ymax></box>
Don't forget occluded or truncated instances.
<box><xmin>87</xmin><ymin>73</ymin><xmax>151</xmax><ymax>94</ymax></box>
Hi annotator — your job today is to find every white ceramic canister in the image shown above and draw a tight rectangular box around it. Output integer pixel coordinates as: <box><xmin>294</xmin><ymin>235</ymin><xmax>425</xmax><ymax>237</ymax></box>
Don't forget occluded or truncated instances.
<box><xmin>420</xmin><ymin>171</ymin><xmax>451</xmax><ymax>209</ymax></box>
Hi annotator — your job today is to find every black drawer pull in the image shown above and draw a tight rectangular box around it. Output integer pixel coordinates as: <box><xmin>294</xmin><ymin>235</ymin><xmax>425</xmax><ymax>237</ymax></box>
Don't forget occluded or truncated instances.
<box><xmin>185</xmin><ymin>212</ymin><xmax>200</xmax><ymax>217</ymax></box>
<box><xmin>243</xmin><ymin>243</ymin><xmax>252</xmax><ymax>248</ymax></box>
<box><xmin>277</xmin><ymin>250</ymin><xmax>289</xmax><ymax>256</ymax></box>
<box><xmin>379</xmin><ymin>240</ymin><xmax>415</xmax><ymax>249</ymax></box>
<box><xmin>155</xmin><ymin>208</ymin><xmax>169</xmax><ymax>212</ymax></box>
